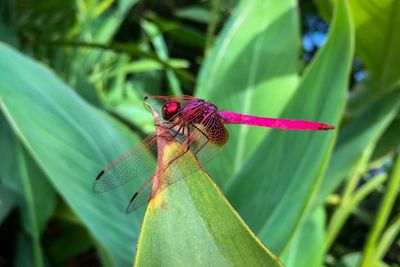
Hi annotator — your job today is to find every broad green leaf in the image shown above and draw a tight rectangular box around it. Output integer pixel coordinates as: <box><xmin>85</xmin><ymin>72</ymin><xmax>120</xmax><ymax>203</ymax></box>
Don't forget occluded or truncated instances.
<box><xmin>225</xmin><ymin>0</ymin><xmax>353</xmax><ymax>257</ymax></box>
<box><xmin>372</xmin><ymin>118</ymin><xmax>400</xmax><ymax>160</ymax></box>
<box><xmin>0</xmin><ymin>42</ymin><xmax>142</xmax><ymax>266</ymax></box>
<box><xmin>309</xmin><ymin>6</ymin><xmax>400</xmax><ymax>256</ymax></box>
<box><xmin>311</xmin><ymin>0</ymin><xmax>400</xmax><ymax>209</ymax></box>
<box><xmin>0</xmin><ymin>186</ymin><xmax>17</xmax><ymax>223</ymax></box>
<box><xmin>0</xmin><ymin>114</ymin><xmax>55</xmax><ymax>267</ymax></box>
<box><xmin>15</xmin><ymin>232</ymin><xmax>42</xmax><ymax>267</ymax></box>
<box><xmin>281</xmin><ymin>208</ymin><xmax>325</xmax><ymax>267</ymax></box>
<box><xmin>317</xmin><ymin>0</ymin><xmax>400</xmax><ymax>91</ymax></box>
<box><xmin>196</xmin><ymin>0</ymin><xmax>301</xmax><ymax>185</ymax></box>
<box><xmin>314</xmin><ymin>85</ymin><xmax>400</xmax><ymax>208</ymax></box>
<box><xmin>0</xmin><ymin>116</ymin><xmax>18</xmax><ymax>224</ymax></box>
<box><xmin>135</xmin><ymin>138</ymin><xmax>281</xmax><ymax>266</ymax></box>
<box><xmin>347</xmin><ymin>80</ymin><xmax>379</xmax><ymax>118</ymax></box>
<box><xmin>349</xmin><ymin>0</ymin><xmax>400</xmax><ymax>91</ymax></box>
<box><xmin>0</xmin><ymin>136</ymin><xmax>56</xmax><ymax>236</ymax></box>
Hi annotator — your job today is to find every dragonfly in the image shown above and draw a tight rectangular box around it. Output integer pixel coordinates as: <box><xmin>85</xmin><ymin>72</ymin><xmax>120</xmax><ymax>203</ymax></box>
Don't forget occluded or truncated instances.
<box><xmin>93</xmin><ymin>95</ymin><xmax>334</xmax><ymax>213</ymax></box>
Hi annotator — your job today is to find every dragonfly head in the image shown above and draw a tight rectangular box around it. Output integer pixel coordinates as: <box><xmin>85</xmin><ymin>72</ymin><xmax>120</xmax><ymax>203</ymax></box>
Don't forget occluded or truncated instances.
<box><xmin>162</xmin><ymin>101</ymin><xmax>181</xmax><ymax>121</ymax></box>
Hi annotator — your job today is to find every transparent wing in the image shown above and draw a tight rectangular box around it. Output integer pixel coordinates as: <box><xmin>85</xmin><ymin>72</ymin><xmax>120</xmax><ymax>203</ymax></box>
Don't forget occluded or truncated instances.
<box><xmin>152</xmin><ymin>120</ymin><xmax>228</xmax><ymax>196</ymax></box>
<box><xmin>126</xmin><ymin>123</ymin><xmax>226</xmax><ymax>213</ymax></box>
<box><xmin>125</xmin><ymin>176</ymin><xmax>153</xmax><ymax>213</ymax></box>
<box><xmin>93</xmin><ymin>134</ymin><xmax>158</xmax><ymax>193</ymax></box>
<box><xmin>125</xmin><ymin>130</ymin><xmax>202</xmax><ymax>213</ymax></box>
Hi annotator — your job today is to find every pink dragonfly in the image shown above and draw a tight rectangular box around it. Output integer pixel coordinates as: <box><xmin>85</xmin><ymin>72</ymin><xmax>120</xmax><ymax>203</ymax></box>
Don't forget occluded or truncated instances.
<box><xmin>93</xmin><ymin>95</ymin><xmax>334</xmax><ymax>213</ymax></box>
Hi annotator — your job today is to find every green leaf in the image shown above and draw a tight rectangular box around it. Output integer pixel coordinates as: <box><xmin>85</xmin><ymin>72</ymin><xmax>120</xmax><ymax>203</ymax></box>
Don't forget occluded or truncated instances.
<box><xmin>325</xmin><ymin>173</ymin><xmax>387</xmax><ymax>250</ymax></box>
<box><xmin>375</xmin><ymin>215</ymin><xmax>400</xmax><ymax>261</ymax></box>
<box><xmin>148</xmin><ymin>14</ymin><xmax>206</xmax><ymax>50</ymax></box>
<box><xmin>44</xmin><ymin>221</ymin><xmax>94</xmax><ymax>263</ymax></box>
<box><xmin>55</xmin><ymin>40</ymin><xmax>195</xmax><ymax>84</ymax></box>
<box><xmin>311</xmin><ymin>0</ymin><xmax>400</xmax><ymax>210</ymax></box>
<box><xmin>371</xmin><ymin>118</ymin><xmax>400</xmax><ymax>160</ymax></box>
<box><xmin>314</xmin><ymin>0</ymin><xmax>333</xmax><ymax>21</ymax></box>
<box><xmin>338</xmin><ymin>252</ymin><xmax>362</xmax><ymax>267</ymax></box>
<box><xmin>15</xmin><ymin>232</ymin><xmax>42</xmax><ymax>267</ymax></box>
<box><xmin>142</xmin><ymin>20</ymin><xmax>183</xmax><ymax>95</ymax></box>
<box><xmin>349</xmin><ymin>0</ymin><xmax>400</xmax><ymax>91</ymax></box>
<box><xmin>69</xmin><ymin>0</ymin><xmax>139</xmax><ymax>103</ymax></box>
<box><xmin>4</xmin><ymin>144</ymin><xmax>56</xmax><ymax>235</ymax></box>
<box><xmin>96</xmin><ymin>59</ymin><xmax>189</xmax><ymax>78</ymax></box>
<box><xmin>196</xmin><ymin>0</ymin><xmax>301</xmax><ymax>185</ymax></box>
<box><xmin>315</xmin><ymin>85</ymin><xmax>400</xmax><ymax>208</ymax></box>
<box><xmin>360</xmin><ymin>155</ymin><xmax>400</xmax><ymax>266</ymax></box>
<box><xmin>0</xmin><ymin>42</ymin><xmax>142</xmax><ymax>266</ymax></box>
<box><xmin>0</xmin><ymin>186</ymin><xmax>17</xmax><ymax>223</ymax></box>
<box><xmin>135</xmin><ymin>139</ymin><xmax>281</xmax><ymax>266</ymax></box>
<box><xmin>175</xmin><ymin>6</ymin><xmax>211</xmax><ymax>24</ymax></box>
<box><xmin>225</xmin><ymin>0</ymin><xmax>353</xmax><ymax>257</ymax></box>
<box><xmin>281</xmin><ymin>208</ymin><xmax>325</xmax><ymax>267</ymax></box>
<box><xmin>317</xmin><ymin>0</ymin><xmax>400</xmax><ymax>92</ymax></box>
<box><xmin>0</xmin><ymin>113</ymin><xmax>55</xmax><ymax>267</ymax></box>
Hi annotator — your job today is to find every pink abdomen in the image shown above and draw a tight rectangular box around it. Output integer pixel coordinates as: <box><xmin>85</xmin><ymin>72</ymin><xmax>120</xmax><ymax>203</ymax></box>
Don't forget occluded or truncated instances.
<box><xmin>218</xmin><ymin>111</ymin><xmax>334</xmax><ymax>131</ymax></box>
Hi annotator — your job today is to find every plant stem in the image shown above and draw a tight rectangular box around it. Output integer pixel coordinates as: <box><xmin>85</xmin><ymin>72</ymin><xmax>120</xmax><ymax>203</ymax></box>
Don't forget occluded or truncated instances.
<box><xmin>375</xmin><ymin>214</ymin><xmax>400</xmax><ymax>259</ymax></box>
<box><xmin>360</xmin><ymin>154</ymin><xmax>400</xmax><ymax>267</ymax></box>
<box><xmin>324</xmin><ymin>174</ymin><xmax>386</xmax><ymax>250</ymax></box>
<box><xmin>40</xmin><ymin>39</ymin><xmax>196</xmax><ymax>83</ymax></box>
<box><xmin>325</xmin><ymin>145</ymin><xmax>374</xmax><ymax>250</ymax></box>
<box><xmin>205</xmin><ymin>0</ymin><xmax>219</xmax><ymax>54</ymax></box>
<box><xmin>142</xmin><ymin>20</ymin><xmax>183</xmax><ymax>95</ymax></box>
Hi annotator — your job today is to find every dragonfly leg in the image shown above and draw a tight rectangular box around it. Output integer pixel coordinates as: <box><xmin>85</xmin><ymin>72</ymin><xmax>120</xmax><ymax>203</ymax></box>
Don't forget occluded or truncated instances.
<box><xmin>191</xmin><ymin>124</ymin><xmax>210</xmax><ymax>156</ymax></box>
<box><xmin>165</xmin><ymin>116</ymin><xmax>184</xmax><ymax>130</ymax></box>
<box><xmin>186</xmin><ymin>125</ymin><xmax>192</xmax><ymax>151</ymax></box>
<box><xmin>172</xmin><ymin>124</ymin><xmax>184</xmax><ymax>138</ymax></box>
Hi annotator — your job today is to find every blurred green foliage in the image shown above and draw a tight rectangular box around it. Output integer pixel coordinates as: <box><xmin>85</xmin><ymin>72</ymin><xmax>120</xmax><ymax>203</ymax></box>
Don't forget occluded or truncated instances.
<box><xmin>0</xmin><ymin>0</ymin><xmax>399</xmax><ymax>266</ymax></box>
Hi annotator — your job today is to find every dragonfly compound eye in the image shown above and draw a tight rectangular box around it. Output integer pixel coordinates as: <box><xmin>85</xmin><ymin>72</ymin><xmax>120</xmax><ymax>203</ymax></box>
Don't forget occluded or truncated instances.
<box><xmin>162</xmin><ymin>101</ymin><xmax>181</xmax><ymax>121</ymax></box>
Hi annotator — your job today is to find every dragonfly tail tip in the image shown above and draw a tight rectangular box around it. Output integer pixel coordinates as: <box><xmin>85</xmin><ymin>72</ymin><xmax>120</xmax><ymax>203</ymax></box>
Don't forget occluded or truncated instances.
<box><xmin>319</xmin><ymin>124</ymin><xmax>335</xmax><ymax>130</ymax></box>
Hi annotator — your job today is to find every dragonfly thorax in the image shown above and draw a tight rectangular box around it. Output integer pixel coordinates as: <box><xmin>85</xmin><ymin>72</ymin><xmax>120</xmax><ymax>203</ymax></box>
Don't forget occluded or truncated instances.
<box><xmin>181</xmin><ymin>100</ymin><xmax>219</xmax><ymax>124</ymax></box>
